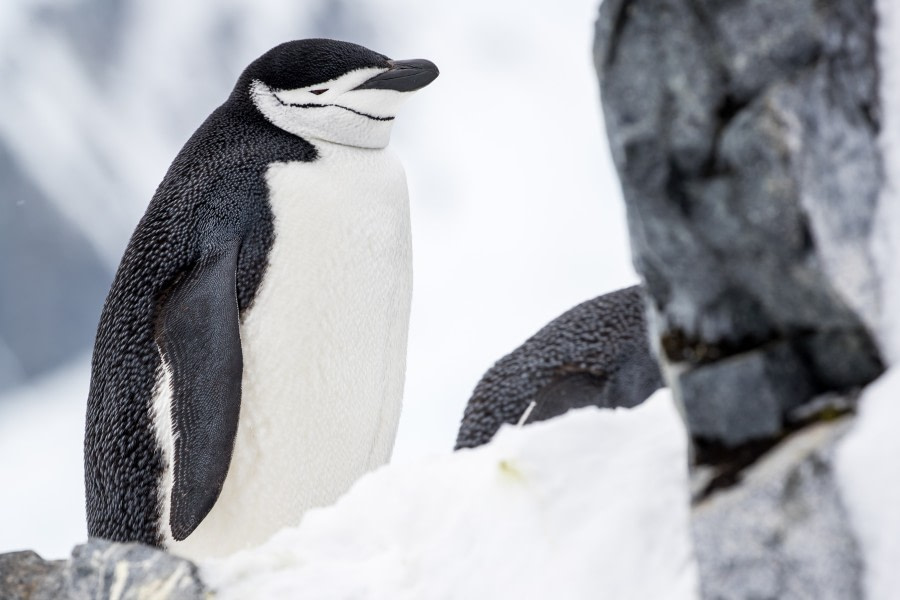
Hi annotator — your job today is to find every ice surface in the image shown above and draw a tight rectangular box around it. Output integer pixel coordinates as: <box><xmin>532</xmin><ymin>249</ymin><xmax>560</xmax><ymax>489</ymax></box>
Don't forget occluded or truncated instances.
<box><xmin>204</xmin><ymin>391</ymin><xmax>698</xmax><ymax>600</ymax></box>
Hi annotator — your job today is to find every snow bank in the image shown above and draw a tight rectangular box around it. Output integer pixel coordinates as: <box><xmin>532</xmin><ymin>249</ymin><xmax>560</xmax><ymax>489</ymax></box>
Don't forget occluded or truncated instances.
<box><xmin>203</xmin><ymin>391</ymin><xmax>697</xmax><ymax>600</ymax></box>
<box><xmin>837</xmin><ymin>370</ymin><xmax>900</xmax><ymax>600</ymax></box>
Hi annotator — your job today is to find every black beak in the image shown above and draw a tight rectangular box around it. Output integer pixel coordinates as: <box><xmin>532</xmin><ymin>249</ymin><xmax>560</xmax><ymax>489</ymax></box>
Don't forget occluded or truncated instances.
<box><xmin>353</xmin><ymin>59</ymin><xmax>440</xmax><ymax>92</ymax></box>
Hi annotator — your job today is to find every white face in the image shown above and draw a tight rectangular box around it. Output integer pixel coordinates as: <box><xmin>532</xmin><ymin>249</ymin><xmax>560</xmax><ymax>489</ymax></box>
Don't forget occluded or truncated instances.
<box><xmin>250</xmin><ymin>67</ymin><xmax>415</xmax><ymax>149</ymax></box>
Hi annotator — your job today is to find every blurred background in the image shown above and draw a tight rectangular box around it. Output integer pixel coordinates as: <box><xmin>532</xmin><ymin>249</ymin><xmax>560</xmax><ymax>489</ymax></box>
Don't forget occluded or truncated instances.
<box><xmin>0</xmin><ymin>0</ymin><xmax>635</xmax><ymax>557</ymax></box>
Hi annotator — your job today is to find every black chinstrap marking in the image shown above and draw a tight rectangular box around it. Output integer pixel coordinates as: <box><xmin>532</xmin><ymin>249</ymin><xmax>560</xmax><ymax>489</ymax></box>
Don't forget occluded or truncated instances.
<box><xmin>272</xmin><ymin>92</ymin><xmax>395</xmax><ymax>122</ymax></box>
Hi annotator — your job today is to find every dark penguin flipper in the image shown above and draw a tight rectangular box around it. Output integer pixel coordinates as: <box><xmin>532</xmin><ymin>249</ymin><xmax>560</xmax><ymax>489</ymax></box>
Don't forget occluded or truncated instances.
<box><xmin>155</xmin><ymin>243</ymin><xmax>243</xmax><ymax>541</ymax></box>
<box><xmin>525</xmin><ymin>342</ymin><xmax>664</xmax><ymax>425</ymax></box>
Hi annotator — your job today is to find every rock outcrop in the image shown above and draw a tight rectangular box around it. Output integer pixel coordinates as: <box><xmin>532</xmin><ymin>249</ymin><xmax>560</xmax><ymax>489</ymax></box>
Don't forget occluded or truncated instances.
<box><xmin>594</xmin><ymin>0</ymin><xmax>884</xmax><ymax>448</ymax></box>
<box><xmin>0</xmin><ymin>550</ymin><xmax>65</xmax><ymax>600</ymax></box>
<box><xmin>692</xmin><ymin>414</ymin><xmax>863</xmax><ymax>599</ymax></box>
<box><xmin>0</xmin><ymin>540</ymin><xmax>205</xmax><ymax>600</ymax></box>
<box><xmin>594</xmin><ymin>1</ymin><xmax>887</xmax><ymax>597</ymax></box>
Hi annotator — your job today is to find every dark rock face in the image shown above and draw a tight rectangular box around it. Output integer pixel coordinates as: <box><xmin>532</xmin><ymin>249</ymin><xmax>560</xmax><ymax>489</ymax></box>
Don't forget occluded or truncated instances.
<box><xmin>0</xmin><ymin>140</ymin><xmax>112</xmax><ymax>393</ymax></box>
<box><xmin>0</xmin><ymin>540</ymin><xmax>205</xmax><ymax>600</ymax></box>
<box><xmin>679</xmin><ymin>341</ymin><xmax>814</xmax><ymax>446</ymax></box>
<box><xmin>594</xmin><ymin>0</ymin><xmax>884</xmax><ymax>447</ymax></box>
<box><xmin>455</xmin><ymin>285</ymin><xmax>663</xmax><ymax>449</ymax></box>
<box><xmin>692</xmin><ymin>417</ymin><xmax>863</xmax><ymax>599</ymax></box>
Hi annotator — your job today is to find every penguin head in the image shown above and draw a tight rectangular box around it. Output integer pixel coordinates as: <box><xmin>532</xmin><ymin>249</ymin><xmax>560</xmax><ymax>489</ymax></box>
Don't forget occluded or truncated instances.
<box><xmin>239</xmin><ymin>39</ymin><xmax>439</xmax><ymax>149</ymax></box>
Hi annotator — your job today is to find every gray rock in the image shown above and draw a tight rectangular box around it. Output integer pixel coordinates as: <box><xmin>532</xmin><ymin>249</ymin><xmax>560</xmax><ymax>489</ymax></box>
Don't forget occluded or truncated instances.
<box><xmin>692</xmin><ymin>417</ymin><xmax>863</xmax><ymax>600</ymax></box>
<box><xmin>679</xmin><ymin>341</ymin><xmax>814</xmax><ymax>445</ymax></box>
<box><xmin>0</xmin><ymin>551</ymin><xmax>66</xmax><ymax>600</ymax></box>
<box><xmin>65</xmin><ymin>540</ymin><xmax>204</xmax><ymax>600</ymax></box>
<box><xmin>0</xmin><ymin>540</ymin><xmax>205</xmax><ymax>600</ymax></box>
<box><xmin>594</xmin><ymin>0</ymin><xmax>884</xmax><ymax>447</ymax></box>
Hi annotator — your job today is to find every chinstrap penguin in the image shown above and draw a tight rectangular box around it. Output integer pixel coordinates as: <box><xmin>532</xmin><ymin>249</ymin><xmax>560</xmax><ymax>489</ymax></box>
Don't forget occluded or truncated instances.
<box><xmin>84</xmin><ymin>39</ymin><xmax>438</xmax><ymax>559</ymax></box>
<box><xmin>455</xmin><ymin>285</ymin><xmax>663</xmax><ymax>449</ymax></box>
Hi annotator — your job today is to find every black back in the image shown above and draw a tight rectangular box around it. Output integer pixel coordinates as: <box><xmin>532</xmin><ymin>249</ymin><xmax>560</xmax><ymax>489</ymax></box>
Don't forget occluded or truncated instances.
<box><xmin>454</xmin><ymin>285</ymin><xmax>664</xmax><ymax>450</ymax></box>
<box><xmin>84</xmin><ymin>39</ymin><xmax>392</xmax><ymax>546</ymax></box>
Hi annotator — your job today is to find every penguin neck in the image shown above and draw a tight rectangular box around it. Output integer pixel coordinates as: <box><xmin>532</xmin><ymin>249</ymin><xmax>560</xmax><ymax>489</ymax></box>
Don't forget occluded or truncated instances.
<box><xmin>286</xmin><ymin>111</ymin><xmax>395</xmax><ymax>150</ymax></box>
<box><xmin>247</xmin><ymin>80</ymin><xmax>396</xmax><ymax>150</ymax></box>
<box><xmin>304</xmin><ymin>136</ymin><xmax>391</xmax><ymax>156</ymax></box>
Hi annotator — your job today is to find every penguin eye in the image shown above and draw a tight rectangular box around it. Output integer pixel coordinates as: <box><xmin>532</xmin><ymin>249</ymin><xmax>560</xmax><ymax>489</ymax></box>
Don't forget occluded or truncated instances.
<box><xmin>309</xmin><ymin>89</ymin><xmax>328</xmax><ymax>95</ymax></box>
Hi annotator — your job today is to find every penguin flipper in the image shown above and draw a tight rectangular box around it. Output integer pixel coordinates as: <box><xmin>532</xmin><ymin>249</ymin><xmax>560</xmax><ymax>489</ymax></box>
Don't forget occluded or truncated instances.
<box><xmin>155</xmin><ymin>243</ymin><xmax>243</xmax><ymax>541</ymax></box>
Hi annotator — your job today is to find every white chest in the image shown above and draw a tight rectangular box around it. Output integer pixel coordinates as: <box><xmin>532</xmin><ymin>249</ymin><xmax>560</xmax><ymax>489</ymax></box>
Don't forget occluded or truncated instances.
<box><xmin>168</xmin><ymin>143</ymin><xmax>413</xmax><ymax>559</ymax></box>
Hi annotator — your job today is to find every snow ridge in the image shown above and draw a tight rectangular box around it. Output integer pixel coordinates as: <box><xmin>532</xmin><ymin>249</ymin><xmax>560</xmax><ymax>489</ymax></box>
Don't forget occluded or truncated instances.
<box><xmin>203</xmin><ymin>393</ymin><xmax>697</xmax><ymax>600</ymax></box>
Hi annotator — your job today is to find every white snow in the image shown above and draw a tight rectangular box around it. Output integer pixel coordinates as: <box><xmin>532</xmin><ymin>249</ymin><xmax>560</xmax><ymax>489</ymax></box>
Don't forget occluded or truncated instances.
<box><xmin>0</xmin><ymin>357</ymin><xmax>89</xmax><ymax>558</ymax></box>
<box><xmin>833</xmin><ymin>4</ymin><xmax>900</xmax><ymax>600</ymax></box>
<box><xmin>203</xmin><ymin>391</ymin><xmax>698</xmax><ymax>600</ymax></box>
<box><xmin>836</xmin><ymin>369</ymin><xmax>900</xmax><ymax>600</ymax></box>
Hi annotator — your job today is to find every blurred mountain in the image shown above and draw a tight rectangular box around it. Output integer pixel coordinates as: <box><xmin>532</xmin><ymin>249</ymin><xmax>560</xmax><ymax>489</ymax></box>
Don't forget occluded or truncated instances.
<box><xmin>0</xmin><ymin>0</ymin><xmax>374</xmax><ymax>393</ymax></box>
<box><xmin>0</xmin><ymin>141</ymin><xmax>110</xmax><ymax>392</ymax></box>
